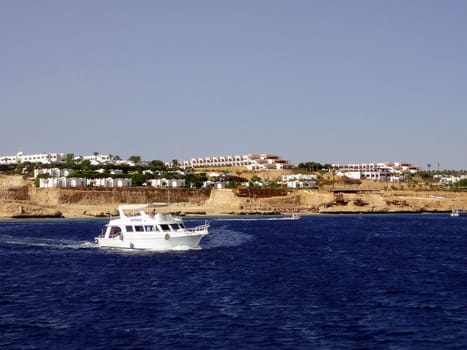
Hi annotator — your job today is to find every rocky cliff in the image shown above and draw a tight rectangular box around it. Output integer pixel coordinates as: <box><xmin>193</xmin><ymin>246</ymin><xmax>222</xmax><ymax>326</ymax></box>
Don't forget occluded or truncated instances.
<box><xmin>0</xmin><ymin>174</ymin><xmax>466</xmax><ymax>218</ymax></box>
<box><xmin>205</xmin><ymin>188</ymin><xmax>466</xmax><ymax>215</ymax></box>
<box><xmin>0</xmin><ymin>175</ymin><xmax>209</xmax><ymax>218</ymax></box>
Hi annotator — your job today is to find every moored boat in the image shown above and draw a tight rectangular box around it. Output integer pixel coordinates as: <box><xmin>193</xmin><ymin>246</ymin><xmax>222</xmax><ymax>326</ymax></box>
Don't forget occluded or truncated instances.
<box><xmin>450</xmin><ymin>208</ymin><xmax>467</xmax><ymax>217</ymax></box>
<box><xmin>94</xmin><ymin>204</ymin><xmax>209</xmax><ymax>250</ymax></box>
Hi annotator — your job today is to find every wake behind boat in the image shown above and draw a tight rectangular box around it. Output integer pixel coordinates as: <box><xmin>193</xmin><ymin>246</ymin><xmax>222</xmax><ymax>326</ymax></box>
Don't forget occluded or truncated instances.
<box><xmin>94</xmin><ymin>204</ymin><xmax>209</xmax><ymax>251</ymax></box>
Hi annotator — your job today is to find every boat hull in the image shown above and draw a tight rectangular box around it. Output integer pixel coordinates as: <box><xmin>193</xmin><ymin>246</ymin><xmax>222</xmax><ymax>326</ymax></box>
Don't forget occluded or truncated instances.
<box><xmin>94</xmin><ymin>204</ymin><xmax>210</xmax><ymax>251</ymax></box>
<box><xmin>95</xmin><ymin>230</ymin><xmax>208</xmax><ymax>251</ymax></box>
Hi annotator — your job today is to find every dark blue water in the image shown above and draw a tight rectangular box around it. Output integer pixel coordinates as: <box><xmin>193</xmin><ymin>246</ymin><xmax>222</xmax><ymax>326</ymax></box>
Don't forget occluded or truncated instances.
<box><xmin>1</xmin><ymin>215</ymin><xmax>467</xmax><ymax>349</ymax></box>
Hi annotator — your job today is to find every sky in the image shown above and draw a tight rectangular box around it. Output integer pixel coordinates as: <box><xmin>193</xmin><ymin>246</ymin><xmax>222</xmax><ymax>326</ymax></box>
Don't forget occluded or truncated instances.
<box><xmin>1</xmin><ymin>1</ymin><xmax>466</xmax><ymax>170</ymax></box>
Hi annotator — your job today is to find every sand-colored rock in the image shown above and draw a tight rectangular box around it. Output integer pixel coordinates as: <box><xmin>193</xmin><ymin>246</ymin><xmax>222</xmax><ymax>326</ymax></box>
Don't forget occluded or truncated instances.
<box><xmin>0</xmin><ymin>174</ymin><xmax>466</xmax><ymax>218</ymax></box>
<box><xmin>0</xmin><ymin>201</ymin><xmax>63</xmax><ymax>218</ymax></box>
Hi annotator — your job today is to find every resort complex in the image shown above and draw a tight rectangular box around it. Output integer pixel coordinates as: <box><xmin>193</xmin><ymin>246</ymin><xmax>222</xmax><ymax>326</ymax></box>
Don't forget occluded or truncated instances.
<box><xmin>0</xmin><ymin>152</ymin><xmax>66</xmax><ymax>165</ymax></box>
<box><xmin>175</xmin><ymin>153</ymin><xmax>295</xmax><ymax>170</ymax></box>
<box><xmin>333</xmin><ymin>162</ymin><xmax>421</xmax><ymax>182</ymax></box>
<box><xmin>0</xmin><ymin>150</ymin><xmax>466</xmax><ymax>218</ymax></box>
<box><xmin>4</xmin><ymin>150</ymin><xmax>465</xmax><ymax>191</ymax></box>
<box><xmin>0</xmin><ymin>151</ymin><xmax>294</xmax><ymax>170</ymax></box>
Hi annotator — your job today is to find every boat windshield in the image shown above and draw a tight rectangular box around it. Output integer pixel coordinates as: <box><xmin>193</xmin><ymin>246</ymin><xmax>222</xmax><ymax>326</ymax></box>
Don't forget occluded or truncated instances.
<box><xmin>159</xmin><ymin>224</ymin><xmax>170</xmax><ymax>231</ymax></box>
<box><xmin>108</xmin><ymin>226</ymin><xmax>122</xmax><ymax>238</ymax></box>
<box><xmin>170</xmin><ymin>223</ymin><xmax>184</xmax><ymax>230</ymax></box>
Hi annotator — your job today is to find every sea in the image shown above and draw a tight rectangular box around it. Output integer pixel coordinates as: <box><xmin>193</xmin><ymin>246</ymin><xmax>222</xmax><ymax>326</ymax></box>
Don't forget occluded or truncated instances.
<box><xmin>1</xmin><ymin>214</ymin><xmax>466</xmax><ymax>349</ymax></box>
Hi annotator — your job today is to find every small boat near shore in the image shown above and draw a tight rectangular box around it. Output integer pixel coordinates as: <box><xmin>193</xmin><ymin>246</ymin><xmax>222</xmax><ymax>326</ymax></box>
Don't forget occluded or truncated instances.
<box><xmin>450</xmin><ymin>209</ymin><xmax>467</xmax><ymax>217</ymax></box>
<box><xmin>94</xmin><ymin>204</ymin><xmax>209</xmax><ymax>251</ymax></box>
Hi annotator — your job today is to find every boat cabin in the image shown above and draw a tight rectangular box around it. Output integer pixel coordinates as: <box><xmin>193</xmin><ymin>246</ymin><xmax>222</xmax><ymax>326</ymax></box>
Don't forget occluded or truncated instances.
<box><xmin>104</xmin><ymin>222</ymin><xmax>186</xmax><ymax>238</ymax></box>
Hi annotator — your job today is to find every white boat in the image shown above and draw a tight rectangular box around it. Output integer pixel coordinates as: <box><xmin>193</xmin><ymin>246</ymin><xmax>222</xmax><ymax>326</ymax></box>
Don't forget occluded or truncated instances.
<box><xmin>94</xmin><ymin>204</ymin><xmax>209</xmax><ymax>251</ymax></box>
<box><xmin>450</xmin><ymin>209</ymin><xmax>467</xmax><ymax>217</ymax></box>
<box><xmin>290</xmin><ymin>214</ymin><xmax>301</xmax><ymax>220</ymax></box>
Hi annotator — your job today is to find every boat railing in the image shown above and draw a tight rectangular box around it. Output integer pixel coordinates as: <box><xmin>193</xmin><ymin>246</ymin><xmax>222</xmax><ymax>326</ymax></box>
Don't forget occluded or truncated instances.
<box><xmin>99</xmin><ymin>228</ymin><xmax>106</xmax><ymax>238</ymax></box>
<box><xmin>187</xmin><ymin>222</ymin><xmax>209</xmax><ymax>233</ymax></box>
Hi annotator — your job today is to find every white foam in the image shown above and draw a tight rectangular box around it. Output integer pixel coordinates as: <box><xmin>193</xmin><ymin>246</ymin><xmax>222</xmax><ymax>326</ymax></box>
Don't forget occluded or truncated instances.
<box><xmin>0</xmin><ymin>234</ymin><xmax>96</xmax><ymax>250</ymax></box>
<box><xmin>204</xmin><ymin>227</ymin><xmax>253</xmax><ymax>248</ymax></box>
<box><xmin>171</xmin><ymin>245</ymin><xmax>198</xmax><ymax>251</ymax></box>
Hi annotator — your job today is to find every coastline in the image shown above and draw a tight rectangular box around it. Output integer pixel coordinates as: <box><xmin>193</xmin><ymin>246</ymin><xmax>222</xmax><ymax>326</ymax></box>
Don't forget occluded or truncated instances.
<box><xmin>1</xmin><ymin>175</ymin><xmax>466</xmax><ymax>219</ymax></box>
<box><xmin>0</xmin><ymin>188</ymin><xmax>464</xmax><ymax>219</ymax></box>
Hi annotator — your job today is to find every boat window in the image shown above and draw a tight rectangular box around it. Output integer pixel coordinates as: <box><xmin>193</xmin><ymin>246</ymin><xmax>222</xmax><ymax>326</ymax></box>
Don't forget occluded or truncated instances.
<box><xmin>135</xmin><ymin>226</ymin><xmax>144</xmax><ymax>232</ymax></box>
<box><xmin>109</xmin><ymin>226</ymin><xmax>121</xmax><ymax>238</ymax></box>
<box><xmin>145</xmin><ymin>225</ymin><xmax>154</xmax><ymax>232</ymax></box>
<box><xmin>179</xmin><ymin>223</ymin><xmax>185</xmax><ymax>229</ymax></box>
<box><xmin>125</xmin><ymin>226</ymin><xmax>134</xmax><ymax>232</ymax></box>
<box><xmin>170</xmin><ymin>224</ymin><xmax>182</xmax><ymax>230</ymax></box>
<box><xmin>160</xmin><ymin>224</ymin><xmax>170</xmax><ymax>231</ymax></box>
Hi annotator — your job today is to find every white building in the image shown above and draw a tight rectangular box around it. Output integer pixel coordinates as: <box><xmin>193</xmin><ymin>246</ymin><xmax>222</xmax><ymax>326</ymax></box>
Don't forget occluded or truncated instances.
<box><xmin>1</xmin><ymin>152</ymin><xmax>66</xmax><ymax>165</ymax></box>
<box><xmin>433</xmin><ymin>174</ymin><xmax>467</xmax><ymax>185</ymax></box>
<box><xmin>203</xmin><ymin>180</ymin><xmax>226</xmax><ymax>189</ymax></box>
<box><xmin>282</xmin><ymin>174</ymin><xmax>317</xmax><ymax>188</ymax></box>
<box><xmin>80</xmin><ymin>154</ymin><xmax>113</xmax><ymax>165</ymax></box>
<box><xmin>39</xmin><ymin>177</ymin><xmax>87</xmax><ymax>188</ymax></box>
<box><xmin>89</xmin><ymin>178</ymin><xmax>132</xmax><ymax>188</ymax></box>
<box><xmin>176</xmin><ymin>153</ymin><xmax>294</xmax><ymax>170</ymax></box>
<box><xmin>333</xmin><ymin>161</ymin><xmax>420</xmax><ymax>181</ymax></box>
<box><xmin>337</xmin><ymin>170</ymin><xmax>390</xmax><ymax>181</ymax></box>
<box><xmin>0</xmin><ymin>155</ymin><xmax>17</xmax><ymax>165</ymax></box>
<box><xmin>389</xmin><ymin>176</ymin><xmax>406</xmax><ymax>183</ymax></box>
<box><xmin>39</xmin><ymin>176</ymin><xmax>131</xmax><ymax>188</ymax></box>
<box><xmin>282</xmin><ymin>174</ymin><xmax>317</xmax><ymax>182</ymax></box>
<box><xmin>34</xmin><ymin>168</ymin><xmax>72</xmax><ymax>178</ymax></box>
<box><xmin>148</xmin><ymin>178</ymin><xmax>186</xmax><ymax>188</ymax></box>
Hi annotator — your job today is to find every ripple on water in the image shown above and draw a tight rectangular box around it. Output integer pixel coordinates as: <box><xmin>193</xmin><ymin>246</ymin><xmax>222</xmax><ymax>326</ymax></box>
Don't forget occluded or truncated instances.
<box><xmin>1</xmin><ymin>215</ymin><xmax>467</xmax><ymax>349</ymax></box>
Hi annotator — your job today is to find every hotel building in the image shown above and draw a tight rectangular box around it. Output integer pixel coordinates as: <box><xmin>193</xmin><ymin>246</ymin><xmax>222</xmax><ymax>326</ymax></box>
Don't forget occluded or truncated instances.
<box><xmin>177</xmin><ymin>153</ymin><xmax>294</xmax><ymax>171</ymax></box>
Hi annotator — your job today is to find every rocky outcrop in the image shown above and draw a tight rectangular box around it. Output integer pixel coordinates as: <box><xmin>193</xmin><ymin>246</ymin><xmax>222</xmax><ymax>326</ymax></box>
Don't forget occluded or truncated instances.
<box><xmin>206</xmin><ymin>188</ymin><xmax>467</xmax><ymax>215</ymax></box>
<box><xmin>0</xmin><ymin>174</ymin><xmax>466</xmax><ymax>218</ymax></box>
<box><xmin>27</xmin><ymin>186</ymin><xmax>209</xmax><ymax>206</ymax></box>
<box><xmin>0</xmin><ymin>201</ymin><xmax>63</xmax><ymax>218</ymax></box>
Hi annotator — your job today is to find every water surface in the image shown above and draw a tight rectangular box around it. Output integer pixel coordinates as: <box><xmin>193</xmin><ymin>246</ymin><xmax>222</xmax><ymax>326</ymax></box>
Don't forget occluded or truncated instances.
<box><xmin>1</xmin><ymin>215</ymin><xmax>466</xmax><ymax>349</ymax></box>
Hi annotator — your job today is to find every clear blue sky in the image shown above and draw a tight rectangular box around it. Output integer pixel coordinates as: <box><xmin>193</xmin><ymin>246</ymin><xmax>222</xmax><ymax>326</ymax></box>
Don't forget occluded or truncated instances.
<box><xmin>1</xmin><ymin>1</ymin><xmax>466</xmax><ymax>170</ymax></box>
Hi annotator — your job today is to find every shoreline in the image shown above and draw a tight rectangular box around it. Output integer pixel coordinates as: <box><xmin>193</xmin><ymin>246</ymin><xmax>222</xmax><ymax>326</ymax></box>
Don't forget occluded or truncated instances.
<box><xmin>0</xmin><ymin>206</ymin><xmax>455</xmax><ymax>220</ymax></box>
<box><xmin>1</xmin><ymin>174</ymin><xmax>466</xmax><ymax>219</ymax></box>
<box><xmin>0</xmin><ymin>212</ymin><xmax>455</xmax><ymax>221</ymax></box>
